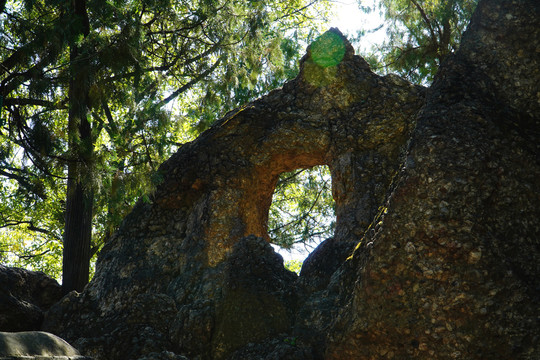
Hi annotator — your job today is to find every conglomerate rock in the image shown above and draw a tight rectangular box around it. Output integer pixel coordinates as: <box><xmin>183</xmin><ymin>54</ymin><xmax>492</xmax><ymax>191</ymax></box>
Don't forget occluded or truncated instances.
<box><xmin>0</xmin><ymin>265</ymin><xmax>62</xmax><ymax>332</ymax></box>
<box><xmin>44</xmin><ymin>0</ymin><xmax>539</xmax><ymax>358</ymax></box>
<box><xmin>44</xmin><ymin>27</ymin><xmax>424</xmax><ymax>360</ymax></box>
<box><xmin>324</xmin><ymin>0</ymin><xmax>540</xmax><ymax>358</ymax></box>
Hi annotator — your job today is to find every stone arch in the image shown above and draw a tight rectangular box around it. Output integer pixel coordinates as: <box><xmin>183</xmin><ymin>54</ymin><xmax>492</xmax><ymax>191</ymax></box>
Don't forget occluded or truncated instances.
<box><xmin>148</xmin><ymin>29</ymin><xmax>425</xmax><ymax>267</ymax></box>
<box><xmin>44</xmin><ymin>6</ymin><xmax>540</xmax><ymax>359</ymax></box>
<box><xmin>45</xmin><ymin>28</ymin><xmax>426</xmax><ymax>360</ymax></box>
<box><xmin>245</xmin><ymin>155</ymin><xmax>329</xmax><ymax>244</ymax></box>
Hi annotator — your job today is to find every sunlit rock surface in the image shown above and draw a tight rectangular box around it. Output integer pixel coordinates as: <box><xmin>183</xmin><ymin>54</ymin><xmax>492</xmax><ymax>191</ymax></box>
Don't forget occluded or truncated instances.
<box><xmin>0</xmin><ymin>331</ymin><xmax>90</xmax><ymax>359</ymax></box>
<box><xmin>44</xmin><ymin>0</ymin><xmax>539</xmax><ymax>358</ymax></box>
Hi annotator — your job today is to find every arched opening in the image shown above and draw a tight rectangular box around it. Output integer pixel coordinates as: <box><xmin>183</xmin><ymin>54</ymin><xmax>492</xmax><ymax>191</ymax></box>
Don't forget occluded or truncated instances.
<box><xmin>267</xmin><ymin>165</ymin><xmax>336</xmax><ymax>274</ymax></box>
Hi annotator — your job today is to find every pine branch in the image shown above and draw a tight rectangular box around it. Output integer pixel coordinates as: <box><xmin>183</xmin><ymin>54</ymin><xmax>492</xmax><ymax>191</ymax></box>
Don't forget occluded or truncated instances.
<box><xmin>3</xmin><ymin>97</ymin><xmax>66</xmax><ymax>109</ymax></box>
<box><xmin>0</xmin><ymin>219</ymin><xmax>60</xmax><ymax>241</ymax></box>
<box><xmin>157</xmin><ymin>56</ymin><xmax>222</xmax><ymax>107</ymax></box>
<box><xmin>410</xmin><ymin>0</ymin><xmax>438</xmax><ymax>49</ymax></box>
<box><xmin>269</xmin><ymin>178</ymin><xmax>328</xmax><ymax>234</ymax></box>
<box><xmin>0</xmin><ymin>168</ymin><xmax>39</xmax><ymax>196</ymax></box>
<box><xmin>275</xmin><ymin>169</ymin><xmax>307</xmax><ymax>189</ymax></box>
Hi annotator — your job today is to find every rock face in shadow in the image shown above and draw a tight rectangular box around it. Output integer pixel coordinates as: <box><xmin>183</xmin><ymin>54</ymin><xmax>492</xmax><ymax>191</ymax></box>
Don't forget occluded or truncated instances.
<box><xmin>43</xmin><ymin>0</ymin><xmax>539</xmax><ymax>358</ymax></box>
<box><xmin>0</xmin><ymin>265</ymin><xmax>62</xmax><ymax>332</ymax></box>
<box><xmin>299</xmin><ymin>237</ymin><xmax>356</xmax><ymax>293</ymax></box>
<box><xmin>212</xmin><ymin>236</ymin><xmax>298</xmax><ymax>358</ymax></box>
<box><xmin>323</xmin><ymin>0</ymin><xmax>540</xmax><ymax>358</ymax></box>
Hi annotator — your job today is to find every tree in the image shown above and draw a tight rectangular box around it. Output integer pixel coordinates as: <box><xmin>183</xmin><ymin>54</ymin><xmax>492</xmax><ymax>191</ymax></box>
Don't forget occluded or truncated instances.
<box><xmin>0</xmin><ymin>0</ymin><xmax>331</xmax><ymax>288</ymax></box>
<box><xmin>359</xmin><ymin>0</ymin><xmax>478</xmax><ymax>83</ymax></box>
<box><xmin>268</xmin><ymin>165</ymin><xmax>335</xmax><ymax>250</ymax></box>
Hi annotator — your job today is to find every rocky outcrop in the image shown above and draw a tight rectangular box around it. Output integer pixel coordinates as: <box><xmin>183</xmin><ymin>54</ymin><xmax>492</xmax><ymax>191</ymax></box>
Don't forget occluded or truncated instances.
<box><xmin>44</xmin><ymin>26</ymin><xmax>424</xmax><ymax>360</ymax></box>
<box><xmin>0</xmin><ymin>265</ymin><xmax>62</xmax><ymax>332</ymax></box>
<box><xmin>323</xmin><ymin>0</ymin><xmax>540</xmax><ymax>358</ymax></box>
<box><xmin>44</xmin><ymin>0</ymin><xmax>539</xmax><ymax>358</ymax></box>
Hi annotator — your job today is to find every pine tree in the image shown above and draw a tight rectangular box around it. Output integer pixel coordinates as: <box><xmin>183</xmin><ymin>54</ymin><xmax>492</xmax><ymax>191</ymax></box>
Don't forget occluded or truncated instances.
<box><xmin>360</xmin><ymin>0</ymin><xmax>478</xmax><ymax>83</ymax></box>
<box><xmin>0</xmin><ymin>0</ymin><xmax>331</xmax><ymax>286</ymax></box>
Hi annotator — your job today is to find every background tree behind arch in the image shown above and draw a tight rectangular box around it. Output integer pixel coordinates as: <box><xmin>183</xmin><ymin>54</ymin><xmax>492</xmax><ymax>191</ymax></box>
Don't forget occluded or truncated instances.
<box><xmin>359</xmin><ymin>0</ymin><xmax>478</xmax><ymax>83</ymax></box>
<box><xmin>269</xmin><ymin>165</ymin><xmax>335</xmax><ymax>251</ymax></box>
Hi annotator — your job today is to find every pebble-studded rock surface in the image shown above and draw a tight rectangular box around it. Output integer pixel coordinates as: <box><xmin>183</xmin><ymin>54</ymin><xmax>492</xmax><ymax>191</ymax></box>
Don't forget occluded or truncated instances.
<box><xmin>43</xmin><ymin>0</ymin><xmax>539</xmax><ymax>358</ymax></box>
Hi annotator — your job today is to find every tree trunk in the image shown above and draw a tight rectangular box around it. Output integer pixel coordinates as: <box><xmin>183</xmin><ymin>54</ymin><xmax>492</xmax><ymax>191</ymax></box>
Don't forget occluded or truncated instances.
<box><xmin>62</xmin><ymin>136</ymin><xmax>93</xmax><ymax>293</ymax></box>
<box><xmin>62</xmin><ymin>0</ymin><xmax>92</xmax><ymax>294</ymax></box>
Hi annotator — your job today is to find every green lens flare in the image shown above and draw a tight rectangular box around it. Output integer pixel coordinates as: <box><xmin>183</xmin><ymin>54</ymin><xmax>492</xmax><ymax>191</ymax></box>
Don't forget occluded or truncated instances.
<box><xmin>310</xmin><ymin>32</ymin><xmax>346</xmax><ymax>68</ymax></box>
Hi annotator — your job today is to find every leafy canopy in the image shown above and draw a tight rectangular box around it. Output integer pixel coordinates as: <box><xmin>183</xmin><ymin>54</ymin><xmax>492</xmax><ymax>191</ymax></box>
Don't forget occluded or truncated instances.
<box><xmin>269</xmin><ymin>165</ymin><xmax>335</xmax><ymax>251</ymax></box>
<box><xmin>0</xmin><ymin>0</ymin><xmax>331</xmax><ymax>278</ymax></box>
<box><xmin>359</xmin><ymin>0</ymin><xmax>477</xmax><ymax>83</ymax></box>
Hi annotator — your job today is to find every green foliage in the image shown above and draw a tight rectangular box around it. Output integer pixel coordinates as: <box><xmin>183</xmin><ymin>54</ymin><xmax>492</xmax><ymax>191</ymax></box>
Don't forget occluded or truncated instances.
<box><xmin>269</xmin><ymin>165</ymin><xmax>335</xmax><ymax>249</ymax></box>
<box><xmin>0</xmin><ymin>170</ymin><xmax>65</xmax><ymax>279</ymax></box>
<box><xmin>284</xmin><ymin>259</ymin><xmax>303</xmax><ymax>275</ymax></box>
<box><xmin>358</xmin><ymin>0</ymin><xmax>478</xmax><ymax>83</ymax></box>
<box><xmin>0</xmin><ymin>0</ymin><xmax>332</xmax><ymax>278</ymax></box>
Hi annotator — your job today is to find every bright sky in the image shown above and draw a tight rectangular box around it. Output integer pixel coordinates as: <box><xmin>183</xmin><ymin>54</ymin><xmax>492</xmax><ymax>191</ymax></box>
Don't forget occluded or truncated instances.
<box><xmin>327</xmin><ymin>0</ymin><xmax>386</xmax><ymax>53</ymax></box>
<box><xmin>272</xmin><ymin>1</ymin><xmax>387</xmax><ymax>264</ymax></box>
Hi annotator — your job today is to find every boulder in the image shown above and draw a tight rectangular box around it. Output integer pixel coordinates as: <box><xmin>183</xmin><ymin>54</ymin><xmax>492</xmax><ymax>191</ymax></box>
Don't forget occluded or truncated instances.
<box><xmin>0</xmin><ymin>331</ymin><xmax>87</xmax><ymax>358</ymax></box>
<box><xmin>0</xmin><ymin>265</ymin><xmax>62</xmax><ymax>331</ymax></box>
<box><xmin>299</xmin><ymin>237</ymin><xmax>356</xmax><ymax>293</ymax></box>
